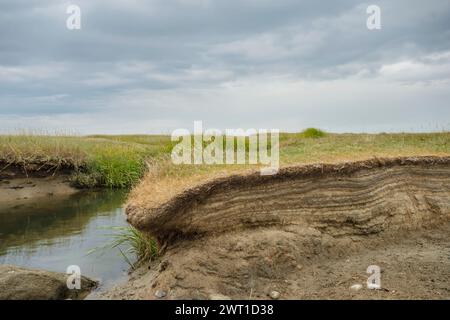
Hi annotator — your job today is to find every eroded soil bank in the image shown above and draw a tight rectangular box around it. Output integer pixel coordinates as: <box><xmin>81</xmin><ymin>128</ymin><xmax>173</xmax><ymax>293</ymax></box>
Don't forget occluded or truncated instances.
<box><xmin>103</xmin><ymin>224</ymin><xmax>450</xmax><ymax>299</ymax></box>
<box><xmin>105</xmin><ymin>156</ymin><xmax>450</xmax><ymax>299</ymax></box>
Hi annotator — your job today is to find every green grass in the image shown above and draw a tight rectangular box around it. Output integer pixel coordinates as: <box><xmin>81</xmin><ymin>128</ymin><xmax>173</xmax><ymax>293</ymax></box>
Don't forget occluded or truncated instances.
<box><xmin>0</xmin><ymin>134</ymin><xmax>173</xmax><ymax>188</ymax></box>
<box><xmin>88</xmin><ymin>226</ymin><xmax>159</xmax><ymax>269</ymax></box>
<box><xmin>300</xmin><ymin>128</ymin><xmax>326</xmax><ymax>138</ymax></box>
<box><xmin>1</xmin><ymin>131</ymin><xmax>449</xmax><ymax>189</ymax></box>
<box><xmin>279</xmin><ymin>132</ymin><xmax>450</xmax><ymax>164</ymax></box>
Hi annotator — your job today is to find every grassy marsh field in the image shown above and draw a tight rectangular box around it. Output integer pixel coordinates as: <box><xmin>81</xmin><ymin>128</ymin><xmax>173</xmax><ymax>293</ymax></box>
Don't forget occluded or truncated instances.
<box><xmin>0</xmin><ymin>134</ymin><xmax>172</xmax><ymax>188</ymax></box>
<box><xmin>1</xmin><ymin>131</ymin><xmax>449</xmax><ymax>189</ymax></box>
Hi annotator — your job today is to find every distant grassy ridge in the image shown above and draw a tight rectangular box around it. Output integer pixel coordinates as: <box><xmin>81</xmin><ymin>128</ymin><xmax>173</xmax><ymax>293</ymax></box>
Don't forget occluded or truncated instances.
<box><xmin>1</xmin><ymin>131</ymin><xmax>449</xmax><ymax>189</ymax></box>
<box><xmin>279</xmin><ymin>131</ymin><xmax>450</xmax><ymax>164</ymax></box>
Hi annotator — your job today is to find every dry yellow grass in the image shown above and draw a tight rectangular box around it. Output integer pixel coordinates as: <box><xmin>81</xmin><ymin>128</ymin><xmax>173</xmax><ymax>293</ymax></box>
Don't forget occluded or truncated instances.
<box><xmin>127</xmin><ymin>157</ymin><xmax>253</xmax><ymax>209</ymax></box>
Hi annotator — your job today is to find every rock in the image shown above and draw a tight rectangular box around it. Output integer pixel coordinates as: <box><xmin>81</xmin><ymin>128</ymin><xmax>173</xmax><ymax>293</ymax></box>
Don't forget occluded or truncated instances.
<box><xmin>209</xmin><ymin>293</ymin><xmax>232</xmax><ymax>300</ymax></box>
<box><xmin>350</xmin><ymin>284</ymin><xmax>363</xmax><ymax>291</ymax></box>
<box><xmin>0</xmin><ymin>265</ymin><xmax>97</xmax><ymax>300</ymax></box>
<box><xmin>269</xmin><ymin>291</ymin><xmax>280</xmax><ymax>300</ymax></box>
<box><xmin>154</xmin><ymin>289</ymin><xmax>167</xmax><ymax>298</ymax></box>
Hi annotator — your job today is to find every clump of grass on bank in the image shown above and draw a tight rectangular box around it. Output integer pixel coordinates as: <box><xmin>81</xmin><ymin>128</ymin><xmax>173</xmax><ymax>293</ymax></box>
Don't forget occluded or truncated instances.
<box><xmin>89</xmin><ymin>226</ymin><xmax>159</xmax><ymax>269</ymax></box>
<box><xmin>0</xmin><ymin>135</ymin><xmax>87</xmax><ymax>170</ymax></box>
<box><xmin>301</xmin><ymin>128</ymin><xmax>326</xmax><ymax>138</ymax></box>
<box><xmin>71</xmin><ymin>145</ymin><xmax>147</xmax><ymax>188</ymax></box>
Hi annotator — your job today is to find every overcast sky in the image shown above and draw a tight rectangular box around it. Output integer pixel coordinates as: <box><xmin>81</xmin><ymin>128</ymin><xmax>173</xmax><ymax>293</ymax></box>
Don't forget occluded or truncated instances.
<box><xmin>1</xmin><ymin>0</ymin><xmax>449</xmax><ymax>134</ymax></box>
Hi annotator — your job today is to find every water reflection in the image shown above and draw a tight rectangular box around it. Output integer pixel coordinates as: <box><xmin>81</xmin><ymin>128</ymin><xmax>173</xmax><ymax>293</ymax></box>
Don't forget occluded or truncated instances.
<box><xmin>0</xmin><ymin>190</ymin><xmax>131</xmax><ymax>291</ymax></box>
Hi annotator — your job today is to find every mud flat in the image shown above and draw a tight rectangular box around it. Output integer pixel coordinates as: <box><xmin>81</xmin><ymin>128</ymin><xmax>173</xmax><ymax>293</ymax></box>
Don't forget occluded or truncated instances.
<box><xmin>104</xmin><ymin>156</ymin><xmax>450</xmax><ymax>299</ymax></box>
<box><xmin>0</xmin><ymin>164</ymin><xmax>79</xmax><ymax>211</ymax></box>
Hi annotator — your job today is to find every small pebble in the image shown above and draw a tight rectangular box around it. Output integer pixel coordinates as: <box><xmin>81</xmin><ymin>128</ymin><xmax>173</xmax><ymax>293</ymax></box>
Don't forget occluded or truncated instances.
<box><xmin>269</xmin><ymin>291</ymin><xmax>280</xmax><ymax>300</ymax></box>
<box><xmin>350</xmin><ymin>284</ymin><xmax>363</xmax><ymax>291</ymax></box>
<box><xmin>154</xmin><ymin>290</ymin><xmax>167</xmax><ymax>298</ymax></box>
<box><xmin>209</xmin><ymin>294</ymin><xmax>232</xmax><ymax>300</ymax></box>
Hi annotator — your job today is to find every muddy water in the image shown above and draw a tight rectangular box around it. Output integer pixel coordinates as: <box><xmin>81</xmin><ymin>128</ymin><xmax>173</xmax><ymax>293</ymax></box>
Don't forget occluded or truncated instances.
<box><xmin>0</xmin><ymin>190</ymin><xmax>131</xmax><ymax>292</ymax></box>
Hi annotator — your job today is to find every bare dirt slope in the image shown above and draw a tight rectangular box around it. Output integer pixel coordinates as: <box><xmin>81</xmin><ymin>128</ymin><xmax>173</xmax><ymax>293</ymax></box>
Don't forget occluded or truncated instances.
<box><xmin>106</xmin><ymin>157</ymin><xmax>450</xmax><ymax>299</ymax></box>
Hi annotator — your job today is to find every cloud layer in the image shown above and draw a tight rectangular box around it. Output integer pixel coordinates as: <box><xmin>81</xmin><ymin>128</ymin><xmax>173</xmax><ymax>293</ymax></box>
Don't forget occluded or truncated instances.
<box><xmin>1</xmin><ymin>0</ymin><xmax>449</xmax><ymax>133</ymax></box>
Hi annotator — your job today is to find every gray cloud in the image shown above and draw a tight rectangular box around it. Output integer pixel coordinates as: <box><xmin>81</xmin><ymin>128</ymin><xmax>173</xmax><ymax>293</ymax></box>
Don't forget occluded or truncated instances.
<box><xmin>0</xmin><ymin>0</ymin><xmax>449</xmax><ymax>133</ymax></box>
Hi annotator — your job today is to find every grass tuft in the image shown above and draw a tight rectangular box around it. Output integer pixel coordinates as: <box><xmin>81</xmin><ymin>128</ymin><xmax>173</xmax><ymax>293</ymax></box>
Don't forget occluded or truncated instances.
<box><xmin>86</xmin><ymin>147</ymin><xmax>146</xmax><ymax>188</ymax></box>
<box><xmin>89</xmin><ymin>226</ymin><xmax>159</xmax><ymax>269</ymax></box>
<box><xmin>301</xmin><ymin>128</ymin><xmax>326</xmax><ymax>138</ymax></box>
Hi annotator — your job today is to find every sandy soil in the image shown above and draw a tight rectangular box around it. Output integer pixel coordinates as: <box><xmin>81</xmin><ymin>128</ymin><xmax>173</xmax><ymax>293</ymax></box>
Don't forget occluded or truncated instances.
<box><xmin>103</xmin><ymin>224</ymin><xmax>450</xmax><ymax>300</ymax></box>
<box><xmin>104</xmin><ymin>157</ymin><xmax>450</xmax><ymax>300</ymax></box>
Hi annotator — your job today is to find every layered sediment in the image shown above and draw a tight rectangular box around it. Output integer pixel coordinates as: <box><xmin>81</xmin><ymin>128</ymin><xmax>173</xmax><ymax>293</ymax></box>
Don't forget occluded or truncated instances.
<box><xmin>127</xmin><ymin>157</ymin><xmax>450</xmax><ymax>247</ymax></box>
<box><xmin>103</xmin><ymin>157</ymin><xmax>450</xmax><ymax>299</ymax></box>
